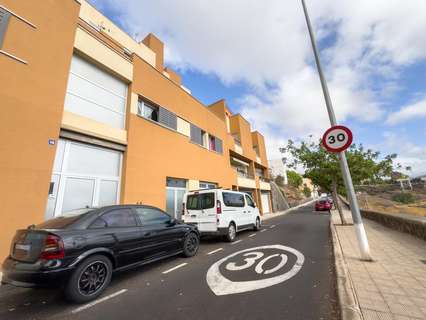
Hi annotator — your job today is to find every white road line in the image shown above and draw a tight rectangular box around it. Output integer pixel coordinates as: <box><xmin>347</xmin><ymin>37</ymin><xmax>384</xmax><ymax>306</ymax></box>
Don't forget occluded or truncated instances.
<box><xmin>248</xmin><ymin>233</ymin><xmax>256</xmax><ymax>237</ymax></box>
<box><xmin>270</xmin><ymin>225</ymin><xmax>276</xmax><ymax>229</ymax></box>
<box><xmin>260</xmin><ymin>229</ymin><xmax>267</xmax><ymax>233</ymax></box>
<box><xmin>71</xmin><ymin>289</ymin><xmax>127</xmax><ymax>314</ymax></box>
<box><xmin>162</xmin><ymin>263</ymin><xmax>188</xmax><ymax>274</ymax></box>
<box><xmin>207</xmin><ymin>248</ymin><xmax>223</xmax><ymax>255</ymax></box>
<box><xmin>231</xmin><ymin>240</ymin><xmax>242</xmax><ymax>245</ymax></box>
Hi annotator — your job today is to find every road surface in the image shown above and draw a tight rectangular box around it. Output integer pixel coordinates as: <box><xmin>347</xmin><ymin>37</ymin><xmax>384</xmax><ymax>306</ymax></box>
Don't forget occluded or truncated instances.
<box><xmin>0</xmin><ymin>204</ymin><xmax>340</xmax><ymax>320</ymax></box>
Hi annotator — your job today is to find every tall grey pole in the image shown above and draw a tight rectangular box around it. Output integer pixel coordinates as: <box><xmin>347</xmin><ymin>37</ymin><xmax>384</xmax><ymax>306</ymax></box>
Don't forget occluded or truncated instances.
<box><xmin>300</xmin><ymin>0</ymin><xmax>372</xmax><ymax>260</ymax></box>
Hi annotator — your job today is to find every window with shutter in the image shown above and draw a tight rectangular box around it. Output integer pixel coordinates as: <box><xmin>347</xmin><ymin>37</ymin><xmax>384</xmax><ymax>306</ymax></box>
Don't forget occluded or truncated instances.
<box><xmin>190</xmin><ymin>124</ymin><xmax>202</xmax><ymax>145</ymax></box>
<box><xmin>0</xmin><ymin>8</ymin><xmax>11</xmax><ymax>48</ymax></box>
<box><xmin>158</xmin><ymin>107</ymin><xmax>177</xmax><ymax>130</ymax></box>
<box><xmin>215</xmin><ymin>137</ymin><xmax>223</xmax><ymax>154</ymax></box>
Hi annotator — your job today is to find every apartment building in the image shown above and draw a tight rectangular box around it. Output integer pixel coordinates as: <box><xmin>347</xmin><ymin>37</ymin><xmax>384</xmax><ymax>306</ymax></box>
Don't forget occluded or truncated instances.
<box><xmin>0</xmin><ymin>0</ymin><xmax>272</xmax><ymax>261</ymax></box>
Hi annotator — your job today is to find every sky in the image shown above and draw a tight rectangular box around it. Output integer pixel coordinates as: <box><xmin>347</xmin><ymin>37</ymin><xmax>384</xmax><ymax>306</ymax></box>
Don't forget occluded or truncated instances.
<box><xmin>89</xmin><ymin>0</ymin><xmax>426</xmax><ymax>177</ymax></box>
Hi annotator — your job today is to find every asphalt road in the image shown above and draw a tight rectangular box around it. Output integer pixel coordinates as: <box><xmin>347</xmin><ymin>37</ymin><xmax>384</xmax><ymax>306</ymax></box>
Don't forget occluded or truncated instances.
<box><xmin>0</xmin><ymin>204</ymin><xmax>340</xmax><ymax>320</ymax></box>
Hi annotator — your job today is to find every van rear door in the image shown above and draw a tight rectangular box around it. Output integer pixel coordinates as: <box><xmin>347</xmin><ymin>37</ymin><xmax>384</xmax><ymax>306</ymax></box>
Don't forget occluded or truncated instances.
<box><xmin>184</xmin><ymin>191</ymin><xmax>217</xmax><ymax>232</ymax></box>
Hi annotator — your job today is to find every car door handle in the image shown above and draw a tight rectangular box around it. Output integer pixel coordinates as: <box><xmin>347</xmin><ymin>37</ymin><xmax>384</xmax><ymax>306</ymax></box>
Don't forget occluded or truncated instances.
<box><xmin>144</xmin><ymin>232</ymin><xmax>154</xmax><ymax>237</ymax></box>
<box><xmin>243</xmin><ymin>211</ymin><xmax>247</xmax><ymax>213</ymax></box>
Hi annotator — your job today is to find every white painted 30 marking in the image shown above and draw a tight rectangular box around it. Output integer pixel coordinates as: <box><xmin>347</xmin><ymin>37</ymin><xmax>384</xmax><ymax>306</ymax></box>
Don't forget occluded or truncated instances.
<box><xmin>206</xmin><ymin>245</ymin><xmax>304</xmax><ymax>296</ymax></box>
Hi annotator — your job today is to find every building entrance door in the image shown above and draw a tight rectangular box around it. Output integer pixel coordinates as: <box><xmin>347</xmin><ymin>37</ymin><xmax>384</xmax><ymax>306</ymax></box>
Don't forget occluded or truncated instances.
<box><xmin>45</xmin><ymin>139</ymin><xmax>122</xmax><ymax>219</ymax></box>
<box><xmin>165</xmin><ymin>177</ymin><xmax>187</xmax><ymax>219</ymax></box>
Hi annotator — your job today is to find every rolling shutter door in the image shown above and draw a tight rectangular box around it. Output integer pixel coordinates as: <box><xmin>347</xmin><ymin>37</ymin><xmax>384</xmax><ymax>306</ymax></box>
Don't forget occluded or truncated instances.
<box><xmin>158</xmin><ymin>107</ymin><xmax>177</xmax><ymax>130</ymax></box>
<box><xmin>64</xmin><ymin>54</ymin><xmax>127</xmax><ymax>129</ymax></box>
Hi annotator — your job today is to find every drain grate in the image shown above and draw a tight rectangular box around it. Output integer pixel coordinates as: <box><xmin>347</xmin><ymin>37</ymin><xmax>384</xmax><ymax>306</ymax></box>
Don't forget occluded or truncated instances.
<box><xmin>421</xmin><ymin>260</ymin><xmax>426</xmax><ymax>265</ymax></box>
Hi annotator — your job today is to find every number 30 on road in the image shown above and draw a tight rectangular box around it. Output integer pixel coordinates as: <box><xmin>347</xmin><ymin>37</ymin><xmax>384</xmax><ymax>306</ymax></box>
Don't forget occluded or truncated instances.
<box><xmin>322</xmin><ymin>125</ymin><xmax>353</xmax><ymax>153</ymax></box>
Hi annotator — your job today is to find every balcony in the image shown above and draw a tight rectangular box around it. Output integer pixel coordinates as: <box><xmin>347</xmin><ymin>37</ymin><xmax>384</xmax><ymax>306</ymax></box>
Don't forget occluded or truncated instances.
<box><xmin>257</xmin><ymin>175</ymin><xmax>271</xmax><ymax>190</ymax></box>
<box><xmin>234</xmin><ymin>168</ymin><xmax>256</xmax><ymax>189</ymax></box>
<box><xmin>233</xmin><ymin>135</ymin><xmax>243</xmax><ymax>154</ymax></box>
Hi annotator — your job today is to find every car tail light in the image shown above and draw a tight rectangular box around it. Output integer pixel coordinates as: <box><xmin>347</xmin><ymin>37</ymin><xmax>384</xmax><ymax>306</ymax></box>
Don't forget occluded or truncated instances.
<box><xmin>182</xmin><ymin>202</ymin><xmax>186</xmax><ymax>216</ymax></box>
<box><xmin>40</xmin><ymin>234</ymin><xmax>64</xmax><ymax>260</ymax></box>
<box><xmin>216</xmin><ymin>200</ymin><xmax>222</xmax><ymax>214</ymax></box>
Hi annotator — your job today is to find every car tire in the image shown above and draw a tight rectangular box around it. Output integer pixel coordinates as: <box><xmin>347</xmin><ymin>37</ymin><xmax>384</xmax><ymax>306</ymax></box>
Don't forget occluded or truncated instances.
<box><xmin>182</xmin><ymin>232</ymin><xmax>199</xmax><ymax>257</ymax></box>
<box><xmin>225</xmin><ymin>223</ymin><xmax>236</xmax><ymax>242</ymax></box>
<box><xmin>64</xmin><ymin>254</ymin><xmax>113</xmax><ymax>304</ymax></box>
<box><xmin>253</xmin><ymin>217</ymin><xmax>261</xmax><ymax>231</ymax></box>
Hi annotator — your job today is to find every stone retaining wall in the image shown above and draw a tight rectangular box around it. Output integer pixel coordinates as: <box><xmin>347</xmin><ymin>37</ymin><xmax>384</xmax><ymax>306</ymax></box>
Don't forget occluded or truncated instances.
<box><xmin>340</xmin><ymin>197</ymin><xmax>426</xmax><ymax>241</ymax></box>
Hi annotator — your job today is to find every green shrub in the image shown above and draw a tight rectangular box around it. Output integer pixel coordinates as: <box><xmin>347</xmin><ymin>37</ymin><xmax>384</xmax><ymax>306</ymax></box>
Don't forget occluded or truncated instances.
<box><xmin>287</xmin><ymin>170</ymin><xmax>303</xmax><ymax>188</ymax></box>
<box><xmin>303</xmin><ymin>185</ymin><xmax>311</xmax><ymax>197</ymax></box>
<box><xmin>392</xmin><ymin>192</ymin><xmax>415</xmax><ymax>204</ymax></box>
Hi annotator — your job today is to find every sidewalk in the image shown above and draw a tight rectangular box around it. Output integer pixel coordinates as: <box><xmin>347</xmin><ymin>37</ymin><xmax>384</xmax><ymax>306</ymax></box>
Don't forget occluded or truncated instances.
<box><xmin>262</xmin><ymin>198</ymin><xmax>316</xmax><ymax>221</ymax></box>
<box><xmin>332</xmin><ymin>209</ymin><xmax>426</xmax><ymax>320</ymax></box>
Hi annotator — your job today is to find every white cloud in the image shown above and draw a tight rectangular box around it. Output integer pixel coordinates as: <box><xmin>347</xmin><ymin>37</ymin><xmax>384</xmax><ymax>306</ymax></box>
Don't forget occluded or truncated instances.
<box><xmin>381</xmin><ymin>132</ymin><xmax>426</xmax><ymax>177</ymax></box>
<box><xmin>90</xmin><ymin>0</ymin><xmax>426</xmax><ymax>173</ymax></box>
<box><xmin>386</xmin><ymin>98</ymin><xmax>426</xmax><ymax>125</ymax></box>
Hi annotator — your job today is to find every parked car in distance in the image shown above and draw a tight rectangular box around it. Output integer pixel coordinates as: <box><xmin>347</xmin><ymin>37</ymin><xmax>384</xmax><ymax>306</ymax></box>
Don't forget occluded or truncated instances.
<box><xmin>182</xmin><ymin>189</ymin><xmax>261</xmax><ymax>242</ymax></box>
<box><xmin>2</xmin><ymin>205</ymin><xmax>200</xmax><ymax>303</ymax></box>
<box><xmin>315</xmin><ymin>199</ymin><xmax>332</xmax><ymax>211</ymax></box>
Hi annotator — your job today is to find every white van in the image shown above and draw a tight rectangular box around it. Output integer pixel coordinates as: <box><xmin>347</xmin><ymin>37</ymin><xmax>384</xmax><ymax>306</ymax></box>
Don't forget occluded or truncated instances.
<box><xmin>182</xmin><ymin>189</ymin><xmax>261</xmax><ymax>242</ymax></box>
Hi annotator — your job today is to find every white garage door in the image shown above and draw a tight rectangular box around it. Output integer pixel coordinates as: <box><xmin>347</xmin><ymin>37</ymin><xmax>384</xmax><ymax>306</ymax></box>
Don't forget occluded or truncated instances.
<box><xmin>45</xmin><ymin>139</ymin><xmax>122</xmax><ymax>219</ymax></box>
<box><xmin>64</xmin><ymin>54</ymin><xmax>127</xmax><ymax>129</ymax></box>
<box><xmin>261</xmin><ymin>192</ymin><xmax>271</xmax><ymax>214</ymax></box>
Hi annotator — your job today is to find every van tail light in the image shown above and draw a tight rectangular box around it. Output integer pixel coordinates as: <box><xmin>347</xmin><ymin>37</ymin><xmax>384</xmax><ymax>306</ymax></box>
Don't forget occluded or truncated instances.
<box><xmin>216</xmin><ymin>200</ymin><xmax>222</xmax><ymax>214</ymax></box>
<box><xmin>40</xmin><ymin>234</ymin><xmax>64</xmax><ymax>260</ymax></box>
<box><xmin>182</xmin><ymin>202</ymin><xmax>186</xmax><ymax>216</ymax></box>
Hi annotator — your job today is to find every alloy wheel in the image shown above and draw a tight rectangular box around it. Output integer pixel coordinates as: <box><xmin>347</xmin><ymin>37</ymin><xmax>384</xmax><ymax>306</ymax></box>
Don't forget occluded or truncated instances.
<box><xmin>78</xmin><ymin>261</ymin><xmax>108</xmax><ymax>296</ymax></box>
<box><xmin>185</xmin><ymin>233</ymin><xmax>199</xmax><ymax>255</ymax></box>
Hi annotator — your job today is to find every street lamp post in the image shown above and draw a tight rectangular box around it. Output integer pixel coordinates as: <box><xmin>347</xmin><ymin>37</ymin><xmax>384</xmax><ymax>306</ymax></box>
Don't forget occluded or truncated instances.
<box><xmin>300</xmin><ymin>0</ymin><xmax>372</xmax><ymax>261</ymax></box>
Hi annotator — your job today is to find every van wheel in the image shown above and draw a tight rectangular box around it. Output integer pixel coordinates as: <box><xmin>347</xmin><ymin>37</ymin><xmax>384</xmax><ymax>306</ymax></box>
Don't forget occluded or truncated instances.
<box><xmin>64</xmin><ymin>255</ymin><xmax>112</xmax><ymax>304</ymax></box>
<box><xmin>182</xmin><ymin>232</ymin><xmax>199</xmax><ymax>257</ymax></box>
<box><xmin>254</xmin><ymin>217</ymin><xmax>261</xmax><ymax>231</ymax></box>
<box><xmin>225</xmin><ymin>223</ymin><xmax>236</xmax><ymax>242</ymax></box>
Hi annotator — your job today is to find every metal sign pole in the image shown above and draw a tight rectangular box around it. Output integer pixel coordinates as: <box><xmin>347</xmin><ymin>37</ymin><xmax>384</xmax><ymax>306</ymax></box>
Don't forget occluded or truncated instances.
<box><xmin>300</xmin><ymin>0</ymin><xmax>372</xmax><ymax>260</ymax></box>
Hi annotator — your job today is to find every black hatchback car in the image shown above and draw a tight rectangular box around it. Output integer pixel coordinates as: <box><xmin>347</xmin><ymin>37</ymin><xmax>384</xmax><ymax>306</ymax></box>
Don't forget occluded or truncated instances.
<box><xmin>2</xmin><ymin>205</ymin><xmax>200</xmax><ymax>303</ymax></box>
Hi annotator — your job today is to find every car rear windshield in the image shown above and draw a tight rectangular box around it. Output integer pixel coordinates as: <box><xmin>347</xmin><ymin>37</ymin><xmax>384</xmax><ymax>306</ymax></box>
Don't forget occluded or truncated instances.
<box><xmin>319</xmin><ymin>200</ymin><xmax>328</xmax><ymax>204</ymax></box>
<box><xmin>186</xmin><ymin>193</ymin><xmax>215</xmax><ymax>210</ymax></box>
<box><xmin>36</xmin><ymin>209</ymin><xmax>93</xmax><ymax>229</ymax></box>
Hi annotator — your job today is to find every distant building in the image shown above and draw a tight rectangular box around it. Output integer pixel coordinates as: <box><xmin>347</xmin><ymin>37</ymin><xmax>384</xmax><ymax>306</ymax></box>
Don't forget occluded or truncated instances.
<box><xmin>269</xmin><ymin>159</ymin><xmax>288</xmax><ymax>184</ymax></box>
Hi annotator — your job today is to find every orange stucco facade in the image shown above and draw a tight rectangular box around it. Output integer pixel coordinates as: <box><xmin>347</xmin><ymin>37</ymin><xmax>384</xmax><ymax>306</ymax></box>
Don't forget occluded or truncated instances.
<box><xmin>0</xmin><ymin>0</ymin><xmax>271</xmax><ymax>263</ymax></box>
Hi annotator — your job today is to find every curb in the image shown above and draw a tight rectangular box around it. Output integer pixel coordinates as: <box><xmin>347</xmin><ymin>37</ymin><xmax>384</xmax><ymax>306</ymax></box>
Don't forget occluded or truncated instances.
<box><xmin>330</xmin><ymin>220</ymin><xmax>363</xmax><ymax>320</ymax></box>
<box><xmin>262</xmin><ymin>199</ymin><xmax>316</xmax><ymax>221</ymax></box>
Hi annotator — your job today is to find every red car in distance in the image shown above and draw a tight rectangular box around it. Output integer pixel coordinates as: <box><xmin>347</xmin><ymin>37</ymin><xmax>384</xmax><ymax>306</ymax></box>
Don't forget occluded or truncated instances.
<box><xmin>315</xmin><ymin>199</ymin><xmax>332</xmax><ymax>211</ymax></box>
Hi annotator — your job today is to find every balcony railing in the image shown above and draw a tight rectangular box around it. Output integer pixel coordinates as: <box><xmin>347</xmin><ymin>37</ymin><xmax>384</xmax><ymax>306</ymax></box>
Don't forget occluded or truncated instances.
<box><xmin>234</xmin><ymin>168</ymin><xmax>254</xmax><ymax>179</ymax></box>
<box><xmin>258</xmin><ymin>176</ymin><xmax>270</xmax><ymax>182</ymax></box>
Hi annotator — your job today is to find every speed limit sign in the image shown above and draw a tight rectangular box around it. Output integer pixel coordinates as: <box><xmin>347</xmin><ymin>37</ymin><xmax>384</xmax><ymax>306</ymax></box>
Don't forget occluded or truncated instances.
<box><xmin>322</xmin><ymin>125</ymin><xmax>353</xmax><ymax>153</ymax></box>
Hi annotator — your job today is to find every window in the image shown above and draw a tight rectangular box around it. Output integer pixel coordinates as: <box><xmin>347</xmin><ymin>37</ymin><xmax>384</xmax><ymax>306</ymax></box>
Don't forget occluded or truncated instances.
<box><xmin>166</xmin><ymin>177</ymin><xmax>187</xmax><ymax>188</ymax></box>
<box><xmin>245</xmin><ymin>195</ymin><xmax>255</xmax><ymax>208</ymax></box>
<box><xmin>138</xmin><ymin>100</ymin><xmax>158</xmax><ymax>122</ymax></box>
<box><xmin>186</xmin><ymin>193</ymin><xmax>215</xmax><ymax>210</ymax></box>
<box><xmin>222</xmin><ymin>192</ymin><xmax>245</xmax><ymax>207</ymax></box>
<box><xmin>209</xmin><ymin>135</ymin><xmax>216</xmax><ymax>151</ymax></box>
<box><xmin>208</xmin><ymin>135</ymin><xmax>223</xmax><ymax>153</ymax></box>
<box><xmin>91</xmin><ymin>209</ymin><xmax>137</xmax><ymax>228</ymax></box>
<box><xmin>135</xmin><ymin>207</ymin><xmax>170</xmax><ymax>225</ymax></box>
<box><xmin>190</xmin><ymin>124</ymin><xmax>204</xmax><ymax>146</ymax></box>
<box><xmin>255</xmin><ymin>168</ymin><xmax>264</xmax><ymax>176</ymax></box>
<box><xmin>199</xmin><ymin>181</ymin><xmax>217</xmax><ymax>189</ymax></box>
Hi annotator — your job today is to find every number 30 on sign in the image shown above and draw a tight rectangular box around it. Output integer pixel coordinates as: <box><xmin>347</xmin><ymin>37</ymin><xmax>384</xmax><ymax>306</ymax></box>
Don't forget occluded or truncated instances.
<box><xmin>322</xmin><ymin>125</ymin><xmax>353</xmax><ymax>153</ymax></box>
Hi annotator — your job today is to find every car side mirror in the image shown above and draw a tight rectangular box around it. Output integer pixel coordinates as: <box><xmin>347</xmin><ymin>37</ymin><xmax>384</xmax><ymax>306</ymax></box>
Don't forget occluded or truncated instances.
<box><xmin>168</xmin><ymin>218</ymin><xmax>177</xmax><ymax>226</ymax></box>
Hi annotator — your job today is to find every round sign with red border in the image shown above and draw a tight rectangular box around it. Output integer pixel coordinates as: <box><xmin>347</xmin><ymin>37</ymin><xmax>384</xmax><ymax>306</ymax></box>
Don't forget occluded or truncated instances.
<box><xmin>322</xmin><ymin>125</ymin><xmax>353</xmax><ymax>153</ymax></box>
